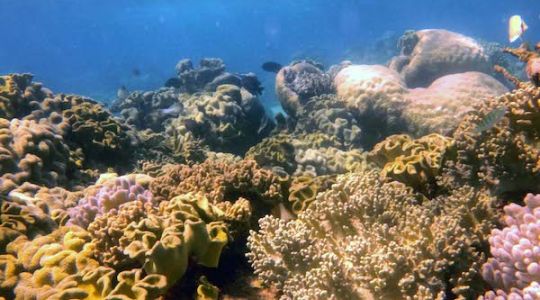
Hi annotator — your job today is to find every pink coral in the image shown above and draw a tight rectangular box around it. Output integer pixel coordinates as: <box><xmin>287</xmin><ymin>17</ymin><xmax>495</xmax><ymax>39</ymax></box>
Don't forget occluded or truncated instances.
<box><xmin>482</xmin><ymin>194</ymin><xmax>540</xmax><ymax>296</ymax></box>
<box><xmin>67</xmin><ymin>176</ymin><xmax>153</xmax><ymax>228</ymax></box>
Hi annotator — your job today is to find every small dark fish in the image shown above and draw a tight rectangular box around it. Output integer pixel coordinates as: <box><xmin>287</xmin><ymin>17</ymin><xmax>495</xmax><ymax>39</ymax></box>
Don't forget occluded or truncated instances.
<box><xmin>132</xmin><ymin>68</ymin><xmax>142</xmax><ymax>77</ymax></box>
<box><xmin>164</xmin><ymin>77</ymin><xmax>182</xmax><ymax>88</ymax></box>
<box><xmin>183</xmin><ymin>119</ymin><xmax>199</xmax><ymax>131</ymax></box>
<box><xmin>262</xmin><ymin>61</ymin><xmax>283</xmax><ymax>73</ymax></box>
<box><xmin>475</xmin><ymin>106</ymin><xmax>507</xmax><ymax>133</ymax></box>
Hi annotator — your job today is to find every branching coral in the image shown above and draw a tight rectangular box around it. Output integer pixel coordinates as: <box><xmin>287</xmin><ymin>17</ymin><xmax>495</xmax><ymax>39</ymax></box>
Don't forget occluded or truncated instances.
<box><xmin>369</xmin><ymin>133</ymin><xmax>455</xmax><ymax>194</ymax></box>
<box><xmin>481</xmin><ymin>193</ymin><xmax>540</xmax><ymax>297</ymax></box>
<box><xmin>248</xmin><ymin>171</ymin><xmax>498</xmax><ymax>299</ymax></box>
<box><xmin>149</xmin><ymin>158</ymin><xmax>285</xmax><ymax>214</ymax></box>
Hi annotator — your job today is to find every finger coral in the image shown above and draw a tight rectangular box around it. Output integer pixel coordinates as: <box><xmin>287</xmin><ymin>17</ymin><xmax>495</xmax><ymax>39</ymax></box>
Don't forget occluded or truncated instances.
<box><xmin>149</xmin><ymin>158</ymin><xmax>285</xmax><ymax>219</ymax></box>
<box><xmin>248</xmin><ymin>170</ymin><xmax>497</xmax><ymax>299</ymax></box>
<box><xmin>481</xmin><ymin>193</ymin><xmax>540</xmax><ymax>297</ymax></box>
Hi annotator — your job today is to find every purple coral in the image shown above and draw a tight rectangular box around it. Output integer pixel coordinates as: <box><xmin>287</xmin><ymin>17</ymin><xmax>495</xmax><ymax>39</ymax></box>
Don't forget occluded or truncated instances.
<box><xmin>67</xmin><ymin>176</ymin><xmax>153</xmax><ymax>228</ymax></box>
<box><xmin>482</xmin><ymin>194</ymin><xmax>540</xmax><ymax>298</ymax></box>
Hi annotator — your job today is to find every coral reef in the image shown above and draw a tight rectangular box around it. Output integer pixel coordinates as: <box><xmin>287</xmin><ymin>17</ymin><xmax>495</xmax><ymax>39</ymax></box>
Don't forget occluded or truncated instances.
<box><xmin>403</xmin><ymin>72</ymin><xmax>508</xmax><ymax>136</ymax></box>
<box><xmin>248</xmin><ymin>171</ymin><xmax>497</xmax><ymax>299</ymax></box>
<box><xmin>275</xmin><ymin>61</ymin><xmax>333</xmax><ymax>117</ymax></box>
<box><xmin>502</xmin><ymin>42</ymin><xmax>540</xmax><ymax>86</ymax></box>
<box><xmin>389</xmin><ymin>29</ymin><xmax>491</xmax><ymax>88</ymax></box>
<box><xmin>481</xmin><ymin>193</ymin><xmax>540</xmax><ymax>298</ymax></box>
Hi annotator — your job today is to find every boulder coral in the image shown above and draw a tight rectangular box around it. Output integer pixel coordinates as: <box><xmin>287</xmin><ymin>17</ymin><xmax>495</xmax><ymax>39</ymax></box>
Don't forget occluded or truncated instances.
<box><xmin>248</xmin><ymin>171</ymin><xmax>498</xmax><ymax>299</ymax></box>
<box><xmin>481</xmin><ymin>194</ymin><xmax>540</xmax><ymax>298</ymax></box>
<box><xmin>333</xmin><ymin>64</ymin><xmax>408</xmax><ymax>147</ymax></box>
<box><xmin>403</xmin><ymin>72</ymin><xmax>508</xmax><ymax>136</ymax></box>
<box><xmin>389</xmin><ymin>29</ymin><xmax>491</xmax><ymax>88</ymax></box>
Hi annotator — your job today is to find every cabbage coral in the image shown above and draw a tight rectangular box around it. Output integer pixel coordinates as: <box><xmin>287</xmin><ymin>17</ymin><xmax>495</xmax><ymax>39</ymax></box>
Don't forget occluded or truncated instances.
<box><xmin>248</xmin><ymin>170</ymin><xmax>497</xmax><ymax>299</ymax></box>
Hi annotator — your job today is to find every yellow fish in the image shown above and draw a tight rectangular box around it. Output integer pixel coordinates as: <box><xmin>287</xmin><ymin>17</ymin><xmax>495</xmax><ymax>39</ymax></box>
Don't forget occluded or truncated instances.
<box><xmin>509</xmin><ymin>15</ymin><xmax>528</xmax><ymax>43</ymax></box>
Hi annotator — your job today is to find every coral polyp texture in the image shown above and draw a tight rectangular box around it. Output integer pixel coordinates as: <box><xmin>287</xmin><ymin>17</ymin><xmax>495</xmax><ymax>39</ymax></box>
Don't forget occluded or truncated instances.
<box><xmin>481</xmin><ymin>194</ymin><xmax>540</xmax><ymax>298</ymax></box>
<box><xmin>247</xmin><ymin>171</ymin><xmax>498</xmax><ymax>299</ymax></box>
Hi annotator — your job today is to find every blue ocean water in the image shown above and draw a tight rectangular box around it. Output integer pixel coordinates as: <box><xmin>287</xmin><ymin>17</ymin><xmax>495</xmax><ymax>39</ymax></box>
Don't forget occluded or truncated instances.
<box><xmin>1</xmin><ymin>0</ymin><xmax>539</xmax><ymax>107</ymax></box>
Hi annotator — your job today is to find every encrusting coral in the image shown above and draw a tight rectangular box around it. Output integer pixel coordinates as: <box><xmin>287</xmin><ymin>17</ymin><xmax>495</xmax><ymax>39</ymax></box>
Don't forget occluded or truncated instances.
<box><xmin>248</xmin><ymin>170</ymin><xmax>498</xmax><ymax>299</ymax></box>
<box><xmin>481</xmin><ymin>193</ymin><xmax>540</xmax><ymax>299</ymax></box>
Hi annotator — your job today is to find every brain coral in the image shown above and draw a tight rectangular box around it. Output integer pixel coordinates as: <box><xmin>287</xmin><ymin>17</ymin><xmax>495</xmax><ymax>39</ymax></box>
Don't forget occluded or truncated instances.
<box><xmin>0</xmin><ymin>118</ymin><xmax>70</xmax><ymax>195</ymax></box>
<box><xmin>248</xmin><ymin>170</ymin><xmax>498</xmax><ymax>299</ymax></box>
<box><xmin>403</xmin><ymin>72</ymin><xmax>508</xmax><ymax>136</ymax></box>
<box><xmin>275</xmin><ymin>61</ymin><xmax>333</xmax><ymax>117</ymax></box>
<box><xmin>333</xmin><ymin>64</ymin><xmax>409</xmax><ymax>147</ymax></box>
<box><xmin>481</xmin><ymin>193</ymin><xmax>540</xmax><ymax>298</ymax></box>
<box><xmin>390</xmin><ymin>29</ymin><xmax>491</xmax><ymax>88</ymax></box>
<box><xmin>444</xmin><ymin>81</ymin><xmax>540</xmax><ymax>196</ymax></box>
<box><xmin>166</xmin><ymin>84</ymin><xmax>273</xmax><ymax>155</ymax></box>
<box><xmin>368</xmin><ymin>133</ymin><xmax>455</xmax><ymax>195</ymax></box>
<box><xmin>0</xmin><ymin>73</ymin><xmax>52</xmax><ymax>120</ymax></box>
